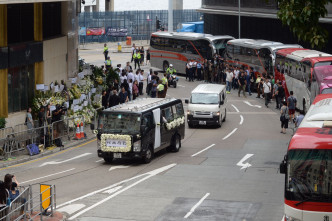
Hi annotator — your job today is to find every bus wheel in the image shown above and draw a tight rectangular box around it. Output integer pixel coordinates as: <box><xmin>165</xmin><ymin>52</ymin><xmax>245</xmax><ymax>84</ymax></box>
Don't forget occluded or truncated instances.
<box><xmin>143</xmin><ymin>147</ymin><xmax>153</xmax><ymax>164</ymax></box>
<box><xmin>104</xmin><ymin>156</ymin><xmax>113</xmax><ymax>163</ymax></box>
<box><xmin>171</xmin><ymin>134</ymin><xmax>181</xmax><ymax>152</ymax></box>
<box><xmin>163</xmin><ymin>61</ymin><xmax>169</xmax><ymax>72</ymax></box>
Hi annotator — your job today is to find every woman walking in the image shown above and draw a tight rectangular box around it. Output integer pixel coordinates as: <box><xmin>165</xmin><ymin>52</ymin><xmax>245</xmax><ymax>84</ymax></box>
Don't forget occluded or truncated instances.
<box><xmin>280</xmin><ymin>101</ymin><xmax>289</xmax><ymax>134</ymax></box>
<box><xmin>26</xmin><ymin>107</ymin><xmax>34</xmax><ymax>130</ymax></box>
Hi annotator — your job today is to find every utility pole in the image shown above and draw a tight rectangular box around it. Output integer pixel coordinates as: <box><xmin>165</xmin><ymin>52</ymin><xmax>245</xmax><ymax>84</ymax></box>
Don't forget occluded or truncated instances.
<box><xmin>168</xmin><ymin>0</ymin><xmax>173</xmax><ymax>32</ymax></box>
<box><xmin>238</xmin><ymin>0</ymin><xmax>241</xmax><ymax>38</ymax></box>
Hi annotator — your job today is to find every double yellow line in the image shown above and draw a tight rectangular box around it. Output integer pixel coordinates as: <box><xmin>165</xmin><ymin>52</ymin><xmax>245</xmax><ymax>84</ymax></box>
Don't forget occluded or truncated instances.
<box><xmin>0</xmin><ymin>139</ymin><xmax>96</xmax><ymax>171</ymax></box>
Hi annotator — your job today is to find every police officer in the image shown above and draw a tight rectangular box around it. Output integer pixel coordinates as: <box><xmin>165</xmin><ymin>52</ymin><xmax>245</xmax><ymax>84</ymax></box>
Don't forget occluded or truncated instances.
<box><xmin>133</xmin><ymin>51</ymin><xmax>141</xmax><ymax>70</ymax></box>
<box><xmin>157</xmin><ymin>80</ymin><xmax>164</xmax><ymax>98</ymax></box>
<box><xmin>103</xmin><ymin>43</ymin><xmax>108</xmax><ymax>61</ymax></box>
<box><xmin>105</xmin><ymin>57</ymin><xmax>112</xmax><ymax>70</ymax></box>
<box><xmin>161</xmin><ymin>73</ymin><xmax>168</xmax><ymax>98</ymax></box>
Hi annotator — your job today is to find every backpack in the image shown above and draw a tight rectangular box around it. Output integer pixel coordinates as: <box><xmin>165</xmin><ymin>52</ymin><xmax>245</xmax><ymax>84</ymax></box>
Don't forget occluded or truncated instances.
<box><xmin>27</xmin><ymin>143</ymin><xmax>40</xmax><ymax>156</ymax></box>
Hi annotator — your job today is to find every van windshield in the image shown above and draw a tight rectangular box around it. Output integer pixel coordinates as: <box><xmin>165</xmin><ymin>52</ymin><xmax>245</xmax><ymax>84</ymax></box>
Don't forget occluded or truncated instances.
<box><xmin>191</xmin><ymin>93</ymin><xmax>219</xmax><ymax>104</ymax></box>
<box><xmin>99</xmin><ymin>113</ymin><xmax>141</xmax><ymax>134</ymax></box>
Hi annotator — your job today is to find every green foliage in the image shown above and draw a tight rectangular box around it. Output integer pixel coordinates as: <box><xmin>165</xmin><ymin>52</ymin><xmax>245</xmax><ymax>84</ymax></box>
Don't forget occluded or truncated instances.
<box><xmin>106</xmin><ymin>68</ymin><xmax>120</xmax><ymax>87</ymax></box>
<box><xmin>0</xmin><ymin>117</ymin><xmax>6</xmax><ymax>129</ymax></box>
<box><xmin>276</xmin><ymin>0</ymin><xmax>332</xmax><ymax>49</ymax></box>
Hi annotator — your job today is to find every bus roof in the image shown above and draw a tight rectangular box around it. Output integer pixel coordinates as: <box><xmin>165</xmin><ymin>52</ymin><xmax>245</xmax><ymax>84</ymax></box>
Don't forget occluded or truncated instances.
<box><xmin>191</xmin><ymin>84</ymin><xmax>226</xmax><ymax>94</ymax></box>
<box><xmin>289</xmin><ymin>94</ymin><xmax>332</xmax><ymax>150</ymax></box>
<box><xmin>269</xmin><ymin>44</ymin><xmax>303</xmax><ymax>52</ymax></box>
<box><xmin>151</xmin><ymin>32</ymin><xmax>234</xmax><ymax>42</ymax></box>
<box><xmin>105</xmin><ymin>98</ymin><xmax>179</xmax><ymax>113</ymax></box>
<box><xmin>227</xmin><ymin>39</ymin><xmax>284</xmax><ymax>50</ymax></box>
<box><xmin>277</xmin><ymin>48</ymin><xmax>332</xmax><ymax>63</ymax></box>
<box><xmin>313</xmin><ymin>65</ymin><xmax>332</xmax><ymax>87</ymax></box>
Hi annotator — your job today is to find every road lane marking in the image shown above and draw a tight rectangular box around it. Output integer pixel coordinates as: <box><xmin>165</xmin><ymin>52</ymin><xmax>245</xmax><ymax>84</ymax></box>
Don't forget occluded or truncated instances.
<box><xmin>109</xmin><ymin>165</ymin><xmax>131</xmax><ymax>171</ymax></box>
<box><xmin>57</xmin><ymin>204</ymin><xmax>86</xmax><ymax>215</ymax></box>
<box><xmin>68</xmin><ymin>163</ymin><xmax>177</xmax><ymax>220</ymax></box>
<box><xmin>228</xmin><ymin>112</ymin><xmax>276</xmax><ymax>115</ymax></box>
<box><xmin>236</xmin><ymin>154</ymin><xmax>254</xmax><ymax>170</ymax></box>
<box><xmin>184</xmin><ymin>193</ymin><xmax>210</xmax><ymax>219</ymax></box>
<box><xmin>0</xmin><ymin>138</ymin><xmax>96</xmax><ymax>171</ymax></box>
<box><xmin>95</xmin><ymin>159</ymin><xmax>104</xmax><ymax>163</ymax></box>
<box><xmin>222</xmin><ymin>128</ymin><xmax>238</xmax><ymax>140</ymax></box>
<box><xmin>21</xmin><ymin>168</ymin><xmax>75</xmax><ymax>184</ymax></box>
<box><xmin>177</xmin><ymin>85</ymin><xmax>185</xmax><ymax>87</ymax></box>
<box><xmin>191</xmin><ymin>144</ymin><xmax>215</xmax><ymax>157</ymax></box>
<box><xmin>39</xmin><ymin>153</ymin><xmax>92</xmax><ymax>167</ymax></box>
<box><xmin>103</xmin><ymin>186</ymin><xmax>123</xmax><ymax>194</ymax></box>
<box><xmin>243</xmin><ymin>101</ymin><xmax>262</xmax><ymax>108</ymax></box>
<box><xmin>231</xmin><ymin>104</ymin><xmax>240</xmax><ymax>112</ymax></box>
<box><xmin>240</xmin><ymin>115</ymin><xmax>244</xmax><ymax>125</ymax></box>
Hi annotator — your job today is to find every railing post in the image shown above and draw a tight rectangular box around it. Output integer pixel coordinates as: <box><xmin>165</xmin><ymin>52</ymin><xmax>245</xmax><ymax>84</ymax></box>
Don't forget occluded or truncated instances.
<box><xmin>40</xmin><ymin>192</ymin><xmax>43</xmax><ymax>221</ymax></box>
<box><xmin>29</xmin><ymin>185</ymin><xmax>33</xmax><ymax>215</ymax></box>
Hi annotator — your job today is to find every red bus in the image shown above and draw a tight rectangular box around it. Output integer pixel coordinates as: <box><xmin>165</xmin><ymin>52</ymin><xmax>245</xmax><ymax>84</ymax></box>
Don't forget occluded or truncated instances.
<box><xmin>275</xmin><ymin>48</ymin><xmax>332</xmax><ymax>112</ymax></box>
<box><xmin>280</xmin><ymin>94</ymin><xmax>332</xmax><ymax>221</ymax></box>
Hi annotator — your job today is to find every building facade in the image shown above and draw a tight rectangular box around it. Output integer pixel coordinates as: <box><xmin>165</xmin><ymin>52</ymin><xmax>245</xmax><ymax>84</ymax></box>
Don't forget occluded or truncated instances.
<box><xmin>198</xmin><ymin>0</ymin><xmax>332</xmax><ymax>53</ymax></box>
<box><xmin>0</xmin><ymin>0</ymin><xmax>79</xmax><ymax>126</ymax></box>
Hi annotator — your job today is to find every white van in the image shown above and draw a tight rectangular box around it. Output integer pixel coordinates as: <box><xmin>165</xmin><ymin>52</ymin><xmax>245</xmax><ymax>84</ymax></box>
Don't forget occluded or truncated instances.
<box><xmin>185</xmin><ymin>84</ymin><xmax>227</xmax><ymax>128</ymax></box>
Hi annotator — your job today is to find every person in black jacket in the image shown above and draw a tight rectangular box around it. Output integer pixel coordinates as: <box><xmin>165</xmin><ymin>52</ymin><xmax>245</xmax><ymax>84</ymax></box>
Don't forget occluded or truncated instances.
<box><xmin>109</xmin><ymin>90</ymin><xmax>120</xmax><ymax>107</ymax></box>
<box><xmin>102</xmin><ymin>90</ymin><xmax>108</xmax><ymax>109</ymax></box>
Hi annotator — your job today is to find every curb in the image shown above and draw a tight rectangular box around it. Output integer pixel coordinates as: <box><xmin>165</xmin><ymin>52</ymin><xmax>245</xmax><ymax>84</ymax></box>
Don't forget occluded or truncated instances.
<box><xmin>0</xmin><ymin>136</ymin><xmax>96</xmax><ymax>169</ymax></box>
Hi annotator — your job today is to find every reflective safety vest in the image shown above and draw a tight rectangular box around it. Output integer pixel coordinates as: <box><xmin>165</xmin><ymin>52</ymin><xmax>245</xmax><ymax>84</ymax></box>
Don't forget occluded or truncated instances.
<box><xmin>104</xmin><ymin>46</ymin><xmax>108</xmax><ymax>52</ymax></box>
<box><xmin>162</xmin><ymin>77</ymin><xmax>167</xmax><ymax>85</ymax></box>
<box><xmin>106</xmin><ymin>60</ymin><xmax>111</xmax><ymax>66</ymax></box>
<box><xmin>166</xmin><ymin>67</ymin><xmax>176</xmax><ymax>75</ymax></box>
<box><xmin>157</xmin><ymin>84</ymin><xmax>164</xmax><ymax>92</ymax></box>
<box><xmin>133</xmin><ymin>53</ymin><xmax>141</xmax><ymax>59</ymax></box>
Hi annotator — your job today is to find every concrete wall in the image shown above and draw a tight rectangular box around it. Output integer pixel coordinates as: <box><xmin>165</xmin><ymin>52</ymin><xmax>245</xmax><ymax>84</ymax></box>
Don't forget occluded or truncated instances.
<box><xmin>43</xmin><ymin>36</ymin><xmax>68</xmax><ymax>85</ymax></box>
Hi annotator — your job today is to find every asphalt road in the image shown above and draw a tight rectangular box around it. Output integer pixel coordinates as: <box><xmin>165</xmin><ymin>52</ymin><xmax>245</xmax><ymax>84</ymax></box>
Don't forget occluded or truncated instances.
<box><xmin>0</xmin><ymin>49</ymin><xmax>293</xmax><ymax>220</ymax></box>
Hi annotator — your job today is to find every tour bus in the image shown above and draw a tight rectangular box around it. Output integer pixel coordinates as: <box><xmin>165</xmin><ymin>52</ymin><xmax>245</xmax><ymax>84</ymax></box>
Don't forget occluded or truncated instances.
<box><xmin>150</xmin><ymin>32</ymin><xmax>234</xmax><ymax>73</ymax></box>
<box><xmin>280</xmin><ymin>94</ymin><xmax>332</xmax><ymax>221</ymax></box>
<box><xmin>185</xmin><ymin>84</ymin><xmax>227</xmax><ymax>128</ymax></box>
<box><xmin>275</xmin><ymin>48</ymin><xmax>332</xmax><ymax>112</ymax></box>
<box><xmin>311</xmin><ymin>65</ymin><xmax>332</xmax><ymax>99</ymax></box>
<box><xmin>91</xmin><ymin>98</ymin><xmax>185</xmax><ymax>163</ymax></box>
<box><xmin>225</xmin><ymin>39</ymin><xmax>302</xmax><ymax>76</ymax></box>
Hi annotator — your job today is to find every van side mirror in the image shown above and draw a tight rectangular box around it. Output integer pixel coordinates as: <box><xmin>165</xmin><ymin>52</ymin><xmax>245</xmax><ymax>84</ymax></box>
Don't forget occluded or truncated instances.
<box><xmin>90</xmin><ymin>124</ymin><xmax>95</xmax><ymax>130</ymax></box>
<box><xmin>279</xmin><ymin>155</ymin><xmax>287</xmax><ymax>174</ymax></box>
<box><xmin>185</xmin><ymin>99</ymin><xmax>189</xmax><ymax>104</ymax></box>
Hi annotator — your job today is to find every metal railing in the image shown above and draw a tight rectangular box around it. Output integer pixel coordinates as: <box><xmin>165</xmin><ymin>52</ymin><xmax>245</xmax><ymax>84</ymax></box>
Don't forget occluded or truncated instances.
<box><xmin>0</xmin><ymin>184</ymin><xmax>56</xmax><ymax>221</ymax></box>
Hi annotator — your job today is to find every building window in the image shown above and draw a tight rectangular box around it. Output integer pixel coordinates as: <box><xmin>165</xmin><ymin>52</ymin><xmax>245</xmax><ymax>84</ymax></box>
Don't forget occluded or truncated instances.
<box><xmin>8</xmin><ymin>65</ymin><xmax>35</xmax><ymax>113</ymax></box>
<box><xmin>43</xmin><ymin>2</ymin><xmax>62</xmax><ymax>39</ymax></box>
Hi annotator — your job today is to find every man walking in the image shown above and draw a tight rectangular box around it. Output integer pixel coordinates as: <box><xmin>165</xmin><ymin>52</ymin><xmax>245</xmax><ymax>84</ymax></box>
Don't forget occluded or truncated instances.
<box><xmin>225</xmin><ymin>68</ymin><xmax>233</xmax><ymax>94</ymax></box>
<box><xmin>138</xmin><ymin>70</ymin><xmax>144</xmax><ymax>95</ymax></box>
<box><xmin>263</xmin><ymin>78</ymin><xmax>271</xmax><ymax>108</ymax></box>
<box><xmin>133</xmin><ymin>51</ymin><xmax>141</xmax><ymax>69</ymax></box>
<box><xmin>103</xmin><ymin>43</ymin><xmax>108</xmax><ymax>61</ymax></box>
<box><xmin>287</xmin><ymin>91</ymin><xmax>297</xmax><ymax>123</ymax></box>
<box><xmin>238</xmin><ymin>71</ymin><xmax>247</xmax><ymax>98</ymax></box>
<box><xmin>276</xmin><ymin>81</ymin><xmax>285</xmax><ymax>109</ymax></box>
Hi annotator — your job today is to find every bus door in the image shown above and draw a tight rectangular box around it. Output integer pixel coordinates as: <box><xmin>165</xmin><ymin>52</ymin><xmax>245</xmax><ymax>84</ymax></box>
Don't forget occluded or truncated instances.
<box><xmin>152</xmin><ymin>108</ymin><xmax>161</xmax><ymax>149</ymax></box>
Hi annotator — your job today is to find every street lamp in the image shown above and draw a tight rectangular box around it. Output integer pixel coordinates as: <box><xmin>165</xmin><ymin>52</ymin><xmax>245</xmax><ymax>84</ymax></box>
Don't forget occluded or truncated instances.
<box><xmin>238</xmin><ymin>0</ymin><xmax>241</xmax><ymax>39</ymax></box>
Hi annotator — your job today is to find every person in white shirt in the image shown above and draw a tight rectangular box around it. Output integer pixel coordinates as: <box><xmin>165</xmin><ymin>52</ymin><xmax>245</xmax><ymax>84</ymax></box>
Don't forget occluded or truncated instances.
<box><xmin>131</xmin><ymin>44</ymin><xmax>136</xmax><ymax>62</ymax></box>
<box><xmin>139</xmin><ymin>70</ymin><xmax>144</xmax><ymax>95</ymax></box>
<box><xmin>128</xmin><ymin>79</ymin><xmax>133</xmax><ymax>101</ymax></box>
<box><xmin>225</xmin><ymin>68</ymin><xmax>234</xmax><ymax>93</ymax></box>
<box><xmin>233</xmin><ymin>67</ymin><xmax>240</xmax><ymax>89</ymax></box>
<box><xmin>188</xmin><ymin>59</ymin><xmax>194</xmax><ymax>82</ymax></box>
<box><xmin>146</xmin><ymin>69</ymin><xmax>153</xmax><ymax>95</ymax></box>
<box><xmin>120</xmin><ymin>71</ymin><xmax>127</xmax><ymax>84</ymax></box>
<box><xmin>134</xmin><ymin>70</ymin><xmax>140</xmax><ymax>85</ymax></box>
<box><xmin>263</xmin><ymin>78</ymin><xmax>271</xmax><ymax>108</ymax></box>
<box><xmin>127</xmin><ymin>70</ymin><xmax>134</xmax><ymax>83</ymax></box>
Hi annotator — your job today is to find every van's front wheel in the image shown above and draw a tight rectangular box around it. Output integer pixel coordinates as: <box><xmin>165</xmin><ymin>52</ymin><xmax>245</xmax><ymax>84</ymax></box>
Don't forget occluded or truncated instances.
<box><xmin>143</xmin><ymin>147</ymin><xmax>153</xmax><ymax>164</ymax></box>
<box><xmin>171</xmin><ymin>134</ymin><xmax>181</xmax><ymax>152</ymax></box>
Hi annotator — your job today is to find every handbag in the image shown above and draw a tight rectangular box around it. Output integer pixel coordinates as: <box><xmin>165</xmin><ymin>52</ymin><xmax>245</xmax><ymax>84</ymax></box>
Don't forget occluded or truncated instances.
<box><xmin>280</xmin><ymin>115</ymin><xmax>285</xmax><ymax>122</ymax></box>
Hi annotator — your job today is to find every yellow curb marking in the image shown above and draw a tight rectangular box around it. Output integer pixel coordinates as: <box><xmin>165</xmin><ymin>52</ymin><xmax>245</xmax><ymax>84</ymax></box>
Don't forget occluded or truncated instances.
<box><xmin>0</xmin><ymin>139</ymin><xmax>97</xmax><ymax>171</ymax></box>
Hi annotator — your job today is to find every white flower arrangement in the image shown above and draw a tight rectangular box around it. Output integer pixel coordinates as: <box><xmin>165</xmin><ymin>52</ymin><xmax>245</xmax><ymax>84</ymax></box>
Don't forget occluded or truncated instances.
<box><xmin>165</xmin><ymin>116</ymin><xmax>185</xmax><ymax>131</ymax></box>
<box><xmin>100</xmin><ymin>134</ymin><xmax>131</xmax><ymax>152</ymax></box>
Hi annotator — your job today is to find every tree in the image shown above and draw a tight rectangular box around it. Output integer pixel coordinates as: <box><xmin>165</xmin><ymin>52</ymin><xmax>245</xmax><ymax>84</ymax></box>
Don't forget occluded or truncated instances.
<box><xmin>276</xmin><ymin>0</ymin><xmax>332</xmax><ymax>49</ymax></box>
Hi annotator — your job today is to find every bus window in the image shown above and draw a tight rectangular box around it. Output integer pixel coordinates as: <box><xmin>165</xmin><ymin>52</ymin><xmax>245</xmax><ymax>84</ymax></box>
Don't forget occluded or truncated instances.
<box><xmin>151</xmin><ymin>36</ymin><xmax>164</xmax><ymax>50</ymax></box>
<box><xmin>233</xmin><ymin>45</ymin><xmax>240</xmax><ymax>61</ymax></box>
<box><xmin>226</xmin><ymin>44</ymin><xmax>233</xmax><ymax>60</ymax></box>
<box><xmin>163</xmin><ymin>107</ymin><xmax>174</xmax><ymax>122</ymax></box>
<box><xmin>186</xmin><ymin>41</ymin><xmax>198</xmax><ymax>55</ymax></box>
<box><xmin>192</xmin><ymin>40</ymin><xmax>212</xmax><ymax>60</ymax></box>
<box><xmin>259</xmin><ymin>48</ymin><xmax>273</xmax><ymax>74</ymax></box>
<box><xmin>174</xmin><ymin>103</ymin><xmax>184</xmax><ymax>118</ymax></box>
<box><xmin>252</xmin><ymin>49</ymin><xmax>261</xmax><ymax>67</ymax></box>
<box><xmin>212</xmin><ymin>39</ymin><xmax>227</xmax><ymax>55</ymax></box>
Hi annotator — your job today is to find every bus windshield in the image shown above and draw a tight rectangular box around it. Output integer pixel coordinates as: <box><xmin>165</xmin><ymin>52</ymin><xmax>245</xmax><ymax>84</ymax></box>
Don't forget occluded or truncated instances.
<box><xmin>99</xmin><ymin>113</ymin><xmax>141</xmax><ymax>134</ymax></box>
<box><xmin>322</xmin><ymin>88</ymin><xmax>332</xmax><ymax>94</ymax></box>
<box><xmin>191</xmin><ymin>93</ymin><xmax>219</xmax><ymax>104</ymax></box>
<box><xmin>212</xmin><ymin>39</ymin><xmax>228</xmax><ymax>55</ymax></box>
<box><xmin>286</xmin><ymin>149</ymin><xmax>332</xmax><ymax>202</ymax></box>
<box><xmin>314</xmin><ymin>61</ymin><xmax>332</xmax><ymax>68</ymax></box>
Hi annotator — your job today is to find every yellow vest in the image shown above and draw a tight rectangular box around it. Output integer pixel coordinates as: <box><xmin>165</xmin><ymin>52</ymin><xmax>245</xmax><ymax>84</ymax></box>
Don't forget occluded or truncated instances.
<box><xmin>104</xmin><ymin>46</ymin><xmax>108</xmax><ymax>52</ymax></box>
<box><xmin>133</xmin><ymin>53</ymin><xmax>141</xmax><ymax>59</ymax></box>
<box><xmin>162</xmin><ymin>77</ymin><xmax>167</xmax><ymax>85</ymax></box>
<box><xmin>106</xmin><ymin>60</ymin><xmax>111</xmax><ymax>66</ymax></box>
<box><xmin>157</xmin><ymin>84</ymin><xmax>164</xmax><ymax>91</ymax></box>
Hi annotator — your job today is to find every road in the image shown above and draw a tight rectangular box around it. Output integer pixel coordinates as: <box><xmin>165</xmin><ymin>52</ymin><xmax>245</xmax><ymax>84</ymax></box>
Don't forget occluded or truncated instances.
<box><xmin>1</xmin><ymin>48</ymin><xmax>292</xmax><ymax>220</ymax></box>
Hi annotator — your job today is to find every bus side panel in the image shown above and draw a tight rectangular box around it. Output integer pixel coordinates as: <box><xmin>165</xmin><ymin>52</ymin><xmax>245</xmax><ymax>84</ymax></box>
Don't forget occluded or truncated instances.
<box><xmin>150</xmin><ymin>49</ymin><xmax>164</xmax><ymax>71</ymax></box>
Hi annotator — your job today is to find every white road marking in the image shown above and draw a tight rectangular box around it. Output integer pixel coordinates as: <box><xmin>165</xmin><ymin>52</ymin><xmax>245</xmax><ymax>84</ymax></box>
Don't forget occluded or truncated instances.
<box><xmin>231</xmin><ymin>104</ymin><xmax>240</xmax><ymax>112</ymax></box>
<box><xmin>68</xmin><ymin>163</ymin><xmax>177</xmax><ymax>220</ymax></box>
<box><xmin>177</xmin><ymin>85</ymin><xmax>185</xmax><ymax>87</ymax></box>
<box><xmin>20</xmin><ymin>168</ymin><xmax>75</xmax><ymax>184</ymax></box>
<box><xmin>191</xmin><ymin>144</ymin><xmax>215</xmax><ymax>157</ymax></box>
<box><xmin>236</xmin><ymin>154</ymin><xmax>254</xmax><ymax>170</ymax></box>
<box><xmin>243</xmin><ymin>101</ymin><xmax>262</xmax><ymax>108</ymax></box>
<box><xmin>95</xmin><ymin>159</ymin><xmax>104</xmax><ymax>163</ymax></box>
<box><xmin>103</xmin><ymin>186</ymin><xmax>123</xmax><ymax>194</ymax></box>
<box><xmin>184</xmin><ymin>193</ymin><xmax>210</xmax><ymax>219</ymax></box>
<box><xmin>239</xmin><ymin>115</ymin><xmax>244</xmax><ymax>125</ymax></box>
<box><xmin>39</xmin><ymin>153</ymin><xmax>92</xmax><ymax>167</ymax></box>
<box><xmin>109</xmin><ymin>165</ymin><xmax>131</xmax><ymax>172</ymax></box>
<box><xmin>281</xmin><ymin>216</ymin><xmax>284</xmax><ymax>221</ymax></box>
<box><xmin>57</xmin><ymin>204</ymin><xmax>85</xmax><ymax>215</ymax></box>
<box><xmin>222</xmin><ymin>128</ymin><xmax>238</xmax><ymax>140</ymax></box>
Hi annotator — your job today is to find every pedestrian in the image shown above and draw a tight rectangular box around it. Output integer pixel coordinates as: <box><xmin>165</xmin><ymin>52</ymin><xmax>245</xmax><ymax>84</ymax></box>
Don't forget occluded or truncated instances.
<box><xmin>127</xmin><ymin>68</ymin><xmax>134</xmax><ymax>83</ymax></box>
<box><xmin>203</xmin><ymin>59</ymin><xmax>209</xmax><ymax>82</ymax></box>
<box><xmin>120</xmin><ymin>71</ymin><xmax>127</xmax><ymax>84</ymax></box>
<box><xmin>208</xmin><ymin>60</ymin><xmax>213</xmax><ymax>83</ymax></box>
<box><xmin>105</xmin><ymin>56</ymin><xmax>112</xmax><ymax>70</ymax></box>
<box><xmin>140</xmin><ymin>46</ymin><xmax>145</xmax><ymax>65</ymax></box>
<box><xmin>128</xmin><ymin>79</ymin><xmax>133</xmax><ymax>101</ymax></box>
<box><xmin>225</xmin><ymin>68</ymin><xmax>233</xmax><ymax>94</ymax></box>
<box><xmin>133</xmin><ymin>51</ymin><xmax>141</xmax><ymax>69</ymax></box>
<box><xmin>287</xmin><ymin>91</ymin><xmax>297</xmax><ymax>123</ymax></box>
<box><xmin>138</xmin><ymin>70</ymin><xmax>144</xmax><ymax>95</ymax></box>
<box><xmin>132</xmin><ymin>80</ymin><xmax>139</xmax><ymax>100</ymax></box>
<box><xmin>102</xmin><ymin>90</ymin><xmax>108</xmax><ymax>109</ymax></box>
<box><xmin>295</xmin><ymin>110</ymin><xmax>305</xmax><ymax>128</ymax></box>
<box><xmin>131</xmin><ymin>44</ymin><xmax>136</xmax><ymax>63</ymax></box>
<box><xmin>146</xmin><ymin>68</ymin><xmax>152</xmax><ymax>95</ymax></box>
<box><xmin>157</xmin><ymin>80</ymin><xmax>164</xmax><ymax>98</ymax></box>
<box><xmin>0</xmin><ymin>181</ymin><xmax>8</xmax><ymax>212</ymax></box>
<box><xmin>161</xmin><ymin>73</ymin><xmax>168</xmax><ymax>98</ymax></box>
<box><xmin>238</xmin><ymin>71</ymin><xmax>247</xmax><ymax>97</ymax></box>
<box><xmin>245</xmin><ymin>67</ymin><xmax>252</xmax><ymax>96</ymax></box>
<box><xmin>189</xmin><ymin>59</ymin><xmax>194</xmax><ymax>82</ymax></box>
<box><xmin>150</xmin><ymin>75</ymin><xmax>157</xmax><ymax>98</ymax></box>
<box><xmin>256</xmin><ymin>76</ymin><xmax>264</xmax><ymax>99</ymax></box>
<box><xmin>197</xmin><ymin>60</ymin><xmax>202</xmax><ymax>81</ymax></box>
<box><xmin>192</xmin><ymin>59</ymin><xmax>197</xmax><ymax>80</ymax></box>
<box><xmin>280</xmin><ymin>101</ymin><xmax>289</xmax><ymax>134</ymax></box>
<box><xmin>185</xmin><ymin>59</ymin><xmax>190</xmax><ymax>81</ymax></box>
<box><xmin>146</xmin><ymin>48</ymin><xmax>151</xmax><ymax>65</ymax></box>
<box><xmin>103</xmin><ymin>43</ymin><xmax>108</xmax><ymax>61</ymax></box>
<box><xmin>263</xmin><ymin>78</ymin><xmax>271</xmax><ymax>108</ymax></box>
<box><xmin>46</xmin><ymin>104</ymin><xmax>52</xmax><ymax>124</ymax></box>
<box><xmin>119</xmin><ymin>87</ymin><xmax>128</xmax><ymax>104</ymax></box>
<box><xmin>120</xmin><ymin>79</ymin><xmax>129</xmax><ymax>94</ymax></box>
<box><xmin>26</xmin><ymin>107</ymin><xmax>34</xmax><ymax>130</ymax></box>
<box><xmin>273</xmin><ymin>79</ymin><xmax>280</xmax><ymax>108</ymax></box>
<box><xmin>124</xmin><ymin>61</ymin><xmax>132</xmax><ymax>73</ymax></box>
<box><xmin>108</xmin><ymin>90</ymin><xmax>120</xmax><ymax>107</ymax></box>
<box><xmin>276</xmin><ymin>81</ymin><xmax>285</xmax><ymax>109</ymax></box>
<box><xmin>233</xmin><ymin>66</ymin><xmax>240</xmax><ymax>89</ymax></box>
<box><xmin>113</xmin><ymin>79</ymin><xmax>119</xmax><ymax>92</ymax></box>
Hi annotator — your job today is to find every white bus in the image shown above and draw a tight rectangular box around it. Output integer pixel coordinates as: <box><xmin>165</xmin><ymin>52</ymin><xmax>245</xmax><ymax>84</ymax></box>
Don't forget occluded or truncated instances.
<box><xmin>225</xmin><ymin>39</ymin><xmax>302</xmax><ymax>76</ymax></box>
<box><xmin>150</xmin><ymin>32</ymin><xmax>234</xmax><ymax>73</ymax></box>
